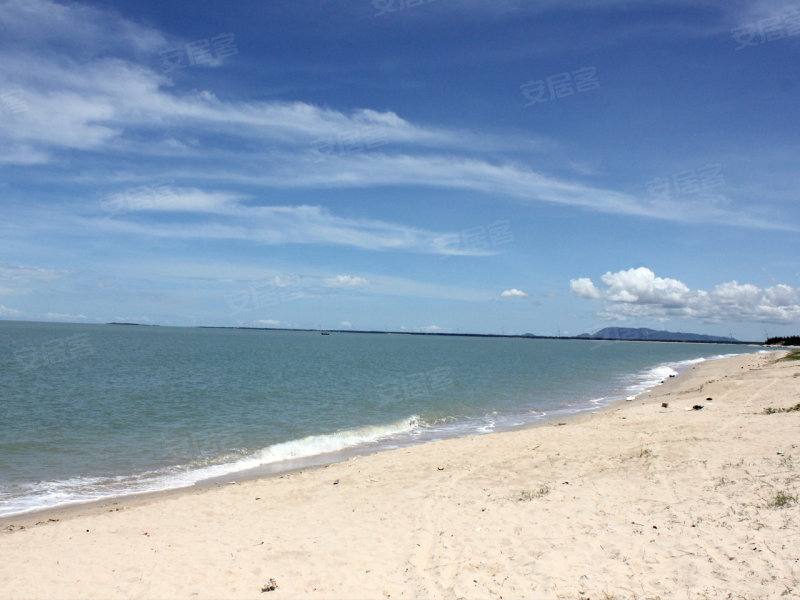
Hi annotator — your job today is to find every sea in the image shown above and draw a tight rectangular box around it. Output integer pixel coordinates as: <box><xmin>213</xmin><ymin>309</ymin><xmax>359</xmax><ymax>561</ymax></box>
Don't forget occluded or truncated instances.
<box><xmin>0</xmin><ymin>321</ymin><xmax>760</xmax><ymax>517</ymax></box>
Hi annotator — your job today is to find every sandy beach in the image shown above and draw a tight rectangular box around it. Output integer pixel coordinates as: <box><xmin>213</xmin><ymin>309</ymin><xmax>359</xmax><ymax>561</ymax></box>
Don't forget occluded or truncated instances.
<box><xmin>1</xmin><ymin>350</ymin><xmax>798</xmax><ymax>599</ymax></box>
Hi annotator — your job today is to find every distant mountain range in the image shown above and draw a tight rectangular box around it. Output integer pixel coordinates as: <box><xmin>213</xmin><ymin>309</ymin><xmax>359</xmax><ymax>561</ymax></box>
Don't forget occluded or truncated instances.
<box><xmin>575</xmin><ymin>327</ymin><xmax>739</xmax><ymax>343</ymax></box>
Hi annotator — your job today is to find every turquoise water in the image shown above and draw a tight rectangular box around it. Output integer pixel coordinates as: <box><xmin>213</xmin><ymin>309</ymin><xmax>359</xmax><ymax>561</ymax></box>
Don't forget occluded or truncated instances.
<box><xmin>0</xmin><ymin>321</ymin><xmax>759</xmax><ymax>516</ymax></box>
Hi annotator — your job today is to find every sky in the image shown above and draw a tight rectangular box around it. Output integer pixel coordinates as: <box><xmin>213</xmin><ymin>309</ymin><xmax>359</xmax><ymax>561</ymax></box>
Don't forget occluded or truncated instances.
<box><xmin>1</xmin><ymin>0</ymin><xmax>799</xmax><ymax>340</ymax></box>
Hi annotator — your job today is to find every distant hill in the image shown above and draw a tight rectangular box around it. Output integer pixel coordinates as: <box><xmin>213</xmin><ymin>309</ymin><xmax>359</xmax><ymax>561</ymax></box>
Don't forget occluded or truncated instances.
<box><xmin>576</xmin><ymin>327</ymin><xmax>739</xmax><ymax>343</ymax></box>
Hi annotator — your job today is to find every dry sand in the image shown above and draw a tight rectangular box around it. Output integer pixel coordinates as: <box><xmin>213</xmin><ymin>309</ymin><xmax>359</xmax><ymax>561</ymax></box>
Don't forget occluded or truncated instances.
<box><xmin>1</xmin><ymin>350</ymin><xmax>799</xmax><ymax>599</ymax></box>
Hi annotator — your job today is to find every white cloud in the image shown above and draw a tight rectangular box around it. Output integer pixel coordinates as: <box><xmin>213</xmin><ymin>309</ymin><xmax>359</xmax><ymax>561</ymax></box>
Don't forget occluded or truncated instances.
<box><xmin>102</xmin><ymin>187</ymin><xmax>240</xmax><ymax>213</ymax></box>
<box><xmin>324</xmin><ymin>275</ymin><xmax>368</xmax><ymax>288</ymax></box>
<box><xmin>86</xmin><ymin>202</ymin><xmax>487</xmax><ymax>256</ymax></box>
<box><xmin>255</xmin><ymin>319</ymin><xmax>281</xmax><ymax>327</ymax></box>
<box><xmin>44</xmin><ymin>312</ymin><xmax>87</xmax><ymax>321</ymax></box>
<box><xmin>0</xmin><ymin>304</ymin><xmax>22</xmax><ymax>317</ymax></box>
<box><xmin>569</xmin><ymin>278</ymin><xmax>601</xmax><ymax>300</ymax></box>
<box><xmin>0</xmin><ymin>263</ymin><xmax>71</xmax><ymax>295</ymax></box>
<box><xmin>419</xmin><ymin>325</ymin><xmax>443</xmax><ymax>332</ymax></box>
<box><xmin>437</xmin><ymin>0</ymin><xmax>791</xmax><ymax>30</ymax></box>
<box><xmin>599</xmin><ymin>267</ymin><xmax>690</xmax><ymax>305</ymax></box>
<box><xmin>0</xmin><ymin>0</ymin><xmax>166</xmax><ymax>55</ymax></box>
<box><xmin>0</xmin><ymin>47</ymin><xmax>463</xmax><ymax>164</ymax></box>
<box><xmin>180</xmin><ymin>154</ymin><xmax>794</xmax><ymax>231</ymax></box>
<box><xmin>340</xmin><ymin>321</ymin><xmax>353</xmax><ymax>328</ymax></box>
<box><xmin>571</xmin><ymin>267</ymin><xmax>800</xmax><ymax>324</ymax></box>
<box><xmin>0</xmin><ymin>0</ymin><xmax>790</xmax><ymax>232</ymax></box>
<box><xmin>501</xmin><ymin>288</ymin><xmax>529</xmax><ymax>298</ymax></box>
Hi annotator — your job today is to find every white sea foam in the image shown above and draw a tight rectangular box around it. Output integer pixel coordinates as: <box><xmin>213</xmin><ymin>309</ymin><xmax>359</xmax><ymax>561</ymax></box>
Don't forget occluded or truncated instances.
<box><xmin>622</xmin><ymin>352</ymin><xmax>741</xmax><ymax>400</ymax></box>
<box><xmin>0</xmin><ymin>415</ymin><xmax>423</xmax><ymax>517</ymax></box>
<box><xmin>239</xmin><ymin>416</ymin><xmax>422</xmax><ymax>467</ymax></box>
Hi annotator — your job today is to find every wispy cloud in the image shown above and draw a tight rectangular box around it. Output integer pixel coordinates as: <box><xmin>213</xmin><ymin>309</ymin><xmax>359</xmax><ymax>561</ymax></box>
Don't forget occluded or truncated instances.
<box><xmin>324</xmin><ymin>275</ymin><xmax>368</xmax><ymax>288</ymax></box>
<box><xmin>204</xmin><ymin>154</ymin><xmax>793</xmax><ymax>231</ymax></box>
<box><xmin>0</xmin><ymin>263</ymin><xmax>72</xmax><ymax>295</ymax></box>
<box><xmin>0</xmin><ymin>304</ymin><xmax>22</xmax><ymax>317</ymax></box>
<box><xmin>0</xmin><ymin>0</ymin><xmax>166</xmax><ymax>55</ymax></box>
<box><xmin>101</xmin><ymin>187</ymin><xmax>239</xmax><ymax>213</ymax></box>
<box><xmin>86</xmin><ymin>195</ymin><xmax>490</xmax><ymax>255</ymax></box>
<box><xmin>0</xmin><ymin>0</ymin><xmax>791</xmax><ymax>234</ymax></box>
<box><xmin>425</xmin><ymin>0</ymin><xmax>793</xmax><ymax>29</ymax></box>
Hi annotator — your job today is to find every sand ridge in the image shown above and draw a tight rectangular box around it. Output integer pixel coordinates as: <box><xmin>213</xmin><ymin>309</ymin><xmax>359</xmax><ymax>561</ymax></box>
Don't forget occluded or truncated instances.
<box><xmin>1</xmin><ymin>350</ymin><xmax>798</xmax><ymax>599</ymax></box>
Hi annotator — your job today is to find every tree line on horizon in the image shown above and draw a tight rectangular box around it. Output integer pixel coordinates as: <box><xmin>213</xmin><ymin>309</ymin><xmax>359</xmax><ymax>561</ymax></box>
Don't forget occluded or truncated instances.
<box><xmin>765</xmin><ymin>335</ymin><xmax>800</xmax><ymax>346</ymax></box>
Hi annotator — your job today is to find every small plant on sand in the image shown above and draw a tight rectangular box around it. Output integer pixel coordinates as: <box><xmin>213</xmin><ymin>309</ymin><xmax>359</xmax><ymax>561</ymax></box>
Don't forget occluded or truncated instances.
<box><xmin>514</xmin><ymin>484</ymin><xmax>550</xmax><ymax>501</ymax></box>
<box><xmin>769</xmin><ymin>490</ymin><xmax>798</xmax><ymax>508</ymax></box>
<box><xmin>639</xmin><ymin>448</ymin><xmax>654</xmax><ymax>458</ymax></box>
<box><xmin>714</xmin><ymin>476</ymin><xmax>733</xmax><ymax>489</ymax></box>
<box><xmin>778</xmin><ymin>350</ymin><xmax>800</xmax><ymax>362</ymax></box>
<box><xmin>763</xmin><ymin>403</ymin><xmax>800</xmax><ymax>414</ymax></box>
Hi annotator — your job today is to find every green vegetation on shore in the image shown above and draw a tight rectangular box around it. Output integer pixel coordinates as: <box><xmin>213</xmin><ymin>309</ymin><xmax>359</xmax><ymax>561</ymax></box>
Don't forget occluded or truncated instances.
<box><xmin>777</xmin><ymin>350</ymin><xmax>800</xmax><ymax>362</ymax></box>
<box><xmin>769</xmin><ymin>490</ymin><xmax>798</xmax><ymax>509</ymax></box>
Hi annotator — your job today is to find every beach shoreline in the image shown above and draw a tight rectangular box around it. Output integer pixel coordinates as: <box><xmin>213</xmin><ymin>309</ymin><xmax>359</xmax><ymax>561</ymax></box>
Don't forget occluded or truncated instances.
<box><xmin>2</xmin><ymin>349</ymin><xmax>798</xmax><ymax>599</ymax></box>
<box><xmin>0</xmin><ymin>349</ymin><xmax>751</xmax><ymax>526</ymax></box>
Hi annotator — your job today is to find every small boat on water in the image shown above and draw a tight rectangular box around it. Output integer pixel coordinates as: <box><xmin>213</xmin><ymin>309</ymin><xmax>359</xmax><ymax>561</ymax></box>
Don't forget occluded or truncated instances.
<box><xmin>320</xmin><ymin>331</ymin><xmax>330</xmax><ymax>335</ymax></box>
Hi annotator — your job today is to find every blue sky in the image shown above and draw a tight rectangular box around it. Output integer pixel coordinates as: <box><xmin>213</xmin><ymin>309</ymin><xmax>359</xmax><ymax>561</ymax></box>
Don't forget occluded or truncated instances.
<box><xmin>1</xmin><ymin>0</ymin><xmax>799</xmax><ymax>339</ymax></box>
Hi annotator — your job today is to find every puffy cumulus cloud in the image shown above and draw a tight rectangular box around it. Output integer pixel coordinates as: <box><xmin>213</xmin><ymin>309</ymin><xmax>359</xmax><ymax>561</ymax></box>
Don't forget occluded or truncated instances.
<box><xmin>500</xmin><ymin>288</ymin><xmax>529</xmax><ymax>298</ymax></box>
<box><xmin>599</xmin><ymin>267</ymin><xmax>690</xmax><ymax>306</ymax></box>
<box><xmin>568</xmin><ymin>278</ymin><xmax>601</xmax><ymax>300</ymax></box>
<box><xmin>570</xmin><ymin>267</ymin><xmax>800</xmax><ymax>324</ymax></box>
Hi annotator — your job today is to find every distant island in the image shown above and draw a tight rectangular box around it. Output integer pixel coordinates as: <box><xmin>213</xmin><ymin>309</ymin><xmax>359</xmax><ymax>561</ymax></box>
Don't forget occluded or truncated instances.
<box><xmin>575</xmin><ymin>327</ymin><xmax>739</xmax><ymax>343</ymax></box>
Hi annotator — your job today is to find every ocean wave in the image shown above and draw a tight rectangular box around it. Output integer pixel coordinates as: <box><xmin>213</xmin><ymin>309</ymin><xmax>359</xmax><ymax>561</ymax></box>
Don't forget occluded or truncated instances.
<box><xmin>622</xmin><ymin>352</ymin><xmax>743</xmax><ymax>400</ymax></box>
<box><xmin>236</xmin><ymin>415</ymin><xmax>422</xmax><ymax>467</ymax></box>
<box><xmin>0</xmin><ymin>415</ymin><xmax>423</xmax><ymax>517</ymax></box>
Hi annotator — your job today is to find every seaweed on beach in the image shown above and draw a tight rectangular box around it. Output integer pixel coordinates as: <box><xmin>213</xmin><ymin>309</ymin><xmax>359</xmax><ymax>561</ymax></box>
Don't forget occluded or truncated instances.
<box><xmin>763</xmin><ymin>403</ymin><xmax>800</xmax><ymax>414</ymax></box>
<box><xmin>768</xmin><ymin>490</ymin><xmax>798</xmax><ymax>508</ymax></box>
